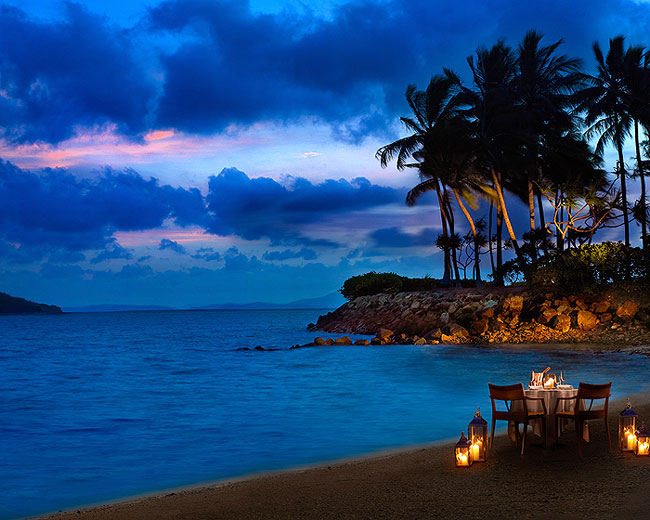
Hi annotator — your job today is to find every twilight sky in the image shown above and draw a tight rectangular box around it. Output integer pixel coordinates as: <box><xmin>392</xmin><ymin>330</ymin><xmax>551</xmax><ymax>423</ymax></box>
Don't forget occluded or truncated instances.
<box><xmin>1</xmin><ymin>0</ymin><xmax>649</xmax><ymax>308</ymax></box>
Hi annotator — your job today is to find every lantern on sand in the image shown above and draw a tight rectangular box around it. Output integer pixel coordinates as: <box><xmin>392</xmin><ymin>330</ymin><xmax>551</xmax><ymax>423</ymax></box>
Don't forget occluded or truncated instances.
<box><xmin>468</xmin><ymin>407</ymin><xmax>488</xmax><ymax>462</ymax></box>
<box><xmin>635</xmin><ymin>423</ymin><xmax>650</xmax><ymax>456</ymax></box>
<box><xmin>455</xmin><ymin>432</ymin><xmax>472</xmax><ymax>467</ymax></box>
<box><xmin>619</xmin><ymin>400</ymin><xmax>638</xmax><ymax>452</ymax></box>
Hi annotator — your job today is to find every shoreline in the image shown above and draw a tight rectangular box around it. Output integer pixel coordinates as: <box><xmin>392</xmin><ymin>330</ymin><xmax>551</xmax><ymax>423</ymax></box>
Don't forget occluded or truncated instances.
<box><xmin>35</xmin><ymin>394</ymin><xmax>650</xmax><ymax>520</ymax></box>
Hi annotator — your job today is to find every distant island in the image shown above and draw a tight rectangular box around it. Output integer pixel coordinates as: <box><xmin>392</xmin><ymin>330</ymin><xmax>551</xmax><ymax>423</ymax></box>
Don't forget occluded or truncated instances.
<box><xmin>0</xmin><ymin>292</ymin><xmax>62</xmax><ymax>314</ymax></box>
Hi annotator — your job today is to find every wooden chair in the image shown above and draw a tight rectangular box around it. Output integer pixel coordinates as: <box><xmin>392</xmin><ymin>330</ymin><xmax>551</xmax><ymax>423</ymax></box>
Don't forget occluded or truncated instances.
<box><xmin>554</xmin><ymin>382</ymin><xmax>611</xmax><ymax>457</ymax></box>
<box><xmin>488</xmin><ymin>383</ymin><xmax>547</xmax><ymax>455</ymax></box>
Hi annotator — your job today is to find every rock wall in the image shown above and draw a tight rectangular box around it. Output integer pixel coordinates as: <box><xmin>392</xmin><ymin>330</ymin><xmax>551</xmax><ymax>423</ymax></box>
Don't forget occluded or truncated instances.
<box><xmin>311</xmin><ymin>288</ymin><xmax>650</xmax><ymax>345</ymax></box>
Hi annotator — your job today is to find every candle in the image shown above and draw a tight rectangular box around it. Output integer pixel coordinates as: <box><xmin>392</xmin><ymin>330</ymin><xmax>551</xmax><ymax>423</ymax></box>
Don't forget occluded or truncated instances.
<box><xmin>627</xmin><ymin>432</ymin><xmax>637</xmax><ymax>451</ymax></box>
<box><xmin>471</xmin><ymin>443</ymin><xmax>480</xmax><ymax>462</ymax></box>
<box><xmin>456</xmin><ymin>452</ymin><xmax>468</xmax><ymax>466</ymax></box>
<box><xmin>638</xmin><ymin>442</ymin><xmax>649</xmax><ymax>455</ymax></box>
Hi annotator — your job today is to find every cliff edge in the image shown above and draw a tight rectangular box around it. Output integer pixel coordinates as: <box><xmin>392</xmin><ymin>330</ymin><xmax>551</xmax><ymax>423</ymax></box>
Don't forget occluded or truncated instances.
<box><xmin>0</xmin><ymin>291</ymin><xmax>63</xmax><ymax>314</ymax></box>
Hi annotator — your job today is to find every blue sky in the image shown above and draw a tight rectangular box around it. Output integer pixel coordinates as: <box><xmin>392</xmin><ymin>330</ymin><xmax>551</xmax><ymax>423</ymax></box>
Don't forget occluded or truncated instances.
<box><xmin>0</xmin><ymin>0</ymin><xmax>649</xmax><ymax>307</ymax></box>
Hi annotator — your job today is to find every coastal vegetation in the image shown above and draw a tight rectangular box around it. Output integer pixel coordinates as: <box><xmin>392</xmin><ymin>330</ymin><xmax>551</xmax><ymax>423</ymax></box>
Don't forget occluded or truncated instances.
<box><xmin>0</xmin><ymin>291</ymin><xmax>62</xmax><ymax>314</ymax></box>
<box><xmin>376</xmin><ymin>31</ymin><xmax>650</xmax><ymax>288</ymax></box>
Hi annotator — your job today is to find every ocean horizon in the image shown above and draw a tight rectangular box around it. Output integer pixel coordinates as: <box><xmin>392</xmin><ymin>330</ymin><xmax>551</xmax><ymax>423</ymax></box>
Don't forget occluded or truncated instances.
<box><xmin>3</xmin><ymin>309</ymin><xmax>650</xmax><ymax>519</ymax></box>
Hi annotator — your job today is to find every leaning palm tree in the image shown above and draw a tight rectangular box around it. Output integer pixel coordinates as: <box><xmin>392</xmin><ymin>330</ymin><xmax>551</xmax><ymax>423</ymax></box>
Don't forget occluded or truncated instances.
<box><xmin>576</xmin><ymin>36</ymin><xmax>634</xmax><ymax>248</ymax></box>
<box><xmin>376</xmin><ymin>75</ymin><xmax>462</xmax><ymax>285</ymax></box>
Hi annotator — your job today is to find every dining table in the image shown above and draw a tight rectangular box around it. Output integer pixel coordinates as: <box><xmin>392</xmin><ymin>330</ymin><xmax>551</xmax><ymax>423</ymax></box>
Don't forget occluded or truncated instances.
<box><xmin>509</xmin><ymin>386</ymin><xmax>590</xmax><ymax>449</ymax></box>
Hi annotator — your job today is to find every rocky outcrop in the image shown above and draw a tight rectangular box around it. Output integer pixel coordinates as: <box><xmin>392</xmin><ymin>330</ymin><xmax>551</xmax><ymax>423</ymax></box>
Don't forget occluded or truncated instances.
<box><xmin>0</xmin><ymin>291</ymin><xmax>62</xmax><ymax>314</ymax></box>
<box><xmin>312</xmin><ymin>288</ymin><xmax>650</xmax><ymax>346</ymax></box>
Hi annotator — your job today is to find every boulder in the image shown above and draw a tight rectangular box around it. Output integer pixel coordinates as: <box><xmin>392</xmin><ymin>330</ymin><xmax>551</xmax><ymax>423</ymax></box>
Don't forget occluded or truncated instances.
<box><xmin>334</xmin><ymin>336</ymin><xmax>352</xmax><ymax>345</ymax></box>
<box><xmin>556</xmin><ymin>303</ymin><xmax>571</xmax><ymax>315</ymax></box>
<box><xmin>377</xmin><ymin>328</ymin><xmax>394</xmax><ymax>340</ymax></box>
<box><xmin>354</xmin><ymin>339</ymin><xmax>370</xmax><ymax>346</ymax></box>
<box><xmin>616</xmin><ymin>301</ymin><xmax>639</xmax><ymax>321</ymax></box>
<box><xmin>440</xmin><ymin>333</ymin><xmax>454</xmax><ymax>343</ymax></box>
<box><xmin>448</xmin><ymin>323</ymin><xmax>469</xmax><ymax>338</ymax></box>
<box><xmin>413</xmin><ymin>337</ymin><xmax>427</xmax><ymax>346</ymax></box>
<box><xmin>482</xmin><ymin>307</ymin><xmax>496</xmax><ymax>319</ymax></box>
<box><xmin>313</xmin><ymin>337</ymin><xmax>327</xmax><ymax>346</ymax></box>
<box><xmin>503</xmin><ymin>295</ymin><xmax>524</xmax><ymax>315</ymax></box>
<box><xmin>325</xmin><ymin>338</ymin><xmax>335</xmax><ymax>345</ymax></box>
<box><xmin>577</xmin><ymin>310</ymin><xmax>598</xmax><ymax>331</ymax></box>
<box><xmin>370</xmin><ymin>338</ymin><xmax>382</xmax><ymax>345</ymax></box>
<box><xmin>554</xmin><ymin>314</ymin><xmax>572</xmax><ymax>333</ymax></box>
<box><xmin>482</xmin><ymin>299</ymin><xmax>498</xmax><ymax>310</ymax></box>
<box><xmin>440</xmin><ymin>312</ymin><xmax>450</xmax><ymax>324</ymax></box>
<box><xmin>539</xmin><ymin>308</ymin><xmax>557</xmax><ymax>325</ymax></box>
<box><xmin>427</xmin><ymin>328</ymin><xmax>443</xmax><ymax>339</ymax></box>
<box><xmin>600</xmin><ymin>313</ymin><xmax>613</xmax><ymax>323</ymax></box>
<box><xmin>591</xmin><ymin>300</ymin><xmax>610</xmax><ymax>313</ymax></box>
<box><xmin>470</xmin><ymin>317</ymin><xmax>489</xmax><ymax>335</ymax></box>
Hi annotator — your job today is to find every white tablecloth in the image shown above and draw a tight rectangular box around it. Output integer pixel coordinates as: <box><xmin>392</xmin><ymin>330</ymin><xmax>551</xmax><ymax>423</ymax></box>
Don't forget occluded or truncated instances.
<box><xmin>509</xmin><ymin>388</ymin><xmax>589</xmax><ymax>445</ymax></box>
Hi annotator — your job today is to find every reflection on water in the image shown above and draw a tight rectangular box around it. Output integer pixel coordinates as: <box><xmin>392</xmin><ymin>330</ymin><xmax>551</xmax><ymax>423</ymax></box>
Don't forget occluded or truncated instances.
<box><xmin>2</xmin><ymin>310</ymin><xmax>649</xmax><ymax>519</ymax></box>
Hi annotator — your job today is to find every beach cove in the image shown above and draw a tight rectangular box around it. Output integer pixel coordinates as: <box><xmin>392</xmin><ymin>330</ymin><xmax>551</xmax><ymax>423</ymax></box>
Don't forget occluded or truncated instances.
<box><xmin>4</xmin><ymin>309</ymin><xmax>650</xmax><ymax>519</ymax></box>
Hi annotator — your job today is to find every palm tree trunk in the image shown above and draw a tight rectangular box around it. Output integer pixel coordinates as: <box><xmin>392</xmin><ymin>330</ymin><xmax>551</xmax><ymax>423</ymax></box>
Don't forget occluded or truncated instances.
<box><xmin>443</xmin><ymin>192</ymin><xmax>462</xmax><ymax>286</ymax></box>
<box><xmin>434</xmin><ymin>183</ymin><xmax>452</xmax><ymax>286</ymax></box>
<box><xmin>496</xmin><ymin>204</ymin><xmax>504</xmax><ymax>286</ymax></box>
<box><xmin>491</xmin><ymin>169</ymin><xmax>521</xmax><ymax>258</ymax></box>
<box><xmin>488</xmin><ymin>201</ymin><xmax>495</xmax><ymax>276</ymax></box>
<box><xmin>556</xmin><ymin>190</ymin><xmax>564</xmax><ymax>252</ymax></box>
<box><xmin>635</xmin><ymin>119</ymin><xmax>648</xmax><ymax>252</ymax></box>
<box><xmin>453</xmin><ymin>188</ymin><xmax>483</xmax><ymax>288</ymax></box>
<box><xmin>617</xmin><ymin>143</ymin><xmax>630</xmax><ymax>249</ymax></box>
<box><xmin>537</xmin><ymin>191</ymin><xmax>548</xmax><ymax>256</ymax></box>
<box><xmin>528</xmin><ymin>180</ymin><xmax>537</xmax><ymax>266</ymax></box>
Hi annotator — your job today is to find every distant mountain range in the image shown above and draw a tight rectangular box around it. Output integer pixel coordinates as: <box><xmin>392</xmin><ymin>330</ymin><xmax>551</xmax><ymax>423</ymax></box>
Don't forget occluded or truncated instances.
<box><xmin>63</xmin><ymin>292</ymin><xmax>345</xmax><ymax>312</ymax></box>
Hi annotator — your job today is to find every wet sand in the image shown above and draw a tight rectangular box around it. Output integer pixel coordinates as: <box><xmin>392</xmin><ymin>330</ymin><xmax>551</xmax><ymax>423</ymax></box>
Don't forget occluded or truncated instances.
<box><xmin>37</xmin><ymin>395</ymin><xmax>650</xmax><ymax>520</ymax></box>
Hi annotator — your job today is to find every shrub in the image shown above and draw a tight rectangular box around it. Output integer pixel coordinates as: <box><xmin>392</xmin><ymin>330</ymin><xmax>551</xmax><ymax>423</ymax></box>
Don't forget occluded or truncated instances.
<box><xmin>528</xmin><ymin>242</ymin><xmax>646</xmax><ymax>292</ymax></box>
<box><xmin>340</xmin><ymin>272</ymin><xmax>404</xmax><ymax>300</ymax></box>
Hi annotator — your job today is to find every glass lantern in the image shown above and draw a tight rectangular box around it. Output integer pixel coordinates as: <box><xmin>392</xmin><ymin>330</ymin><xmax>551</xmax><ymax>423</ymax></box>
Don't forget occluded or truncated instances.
<box><xmin>468</xmin><ymin>407</ymin><xmax>488</xmax><ymax>462</ymax></box>
<box><xmin>635</xmin><ymin>423</ymin><xmax>650</xmax><ymax>456</ymax></box>
<box><xmin>619</xmin><ymin>400</ymin><xmax>638</xmax><ymax>452</ymax></box>
<box><xmin>543</xmin><ymin>373</ymin><xmax>556</xmax><ymax>389</ymax></box>
<box><xmin>455</xmin><ymin>431</ymin><xmax>472</xmax><ymax>467</ymax></box>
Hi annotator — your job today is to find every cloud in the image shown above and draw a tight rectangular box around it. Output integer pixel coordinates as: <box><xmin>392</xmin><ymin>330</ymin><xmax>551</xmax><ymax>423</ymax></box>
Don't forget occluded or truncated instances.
<box><xmin>0</xmin><ymin>3</ymin><xmax>155</xmax><ymax>144</ymax></box>
<box><xmin>262</xmin><ymin>248</ymin><xmax>317</xmax><ymax>261</ymax></box>
<box><xmin>0</xmin><ymin>160</ymin><xmax>208</xmax><ymax>256</ymax></box>
<box><xmin>90</xmin><ymin>243</ymin><xmax>132</xmax><ymax>264</ymax></box>
<box><xmin>205</xmin><ymin>167</ymin><xmax>401</xmax><ymax>247</ymax></box>
<box><xmin>191</xmin><ymin>247</ymin><xmax>221</xmax><ymax>261</ymax></box>
<box><xmin>158</xmin><ymin>238</ymin><xmax>186</xmax><ymax>254</ymax></box>
<box><xmin>370</xmin><ymin>227</ymin><xmax>438</xmax><ymax>248</ymax></box>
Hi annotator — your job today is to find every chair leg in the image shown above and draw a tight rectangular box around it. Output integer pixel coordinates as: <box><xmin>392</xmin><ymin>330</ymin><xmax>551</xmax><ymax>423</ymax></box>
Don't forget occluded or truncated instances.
<box><xmin>577</xmin><ymin>420</ymin><xmax>583</xmax><ymax>457</ymax></box>
<box><xmin>521</xmin><ymin>422</ymin><xmax>527</xmax><ymax>455</ymax></box>
<box><xmin>490</xmin><ymin>418</ymin><xmax>495</xmax><ymax>450</ymax></box>
<box><xmin>605</xmin><ymin>417</ymin><xmax>611</xmax><ymax>450</ymax></box>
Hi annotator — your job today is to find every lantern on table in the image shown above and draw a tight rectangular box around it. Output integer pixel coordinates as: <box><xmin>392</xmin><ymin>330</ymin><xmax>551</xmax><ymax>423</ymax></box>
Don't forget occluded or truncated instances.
<box><xmin>455</xmin><ymin>431</ymin><xmax>472</xmax><ymax>467</ymax></box>
<box><xmin>468</xmin><ymin>407</ymin><xmax>488</xmax><ymax>462</ymax></box>
<box><xmin>543</xmin><ymin>373</ymin><xmax>556</xmax><ymax>389</ymax></box>
<box><xmin>619</xmin><ymin>400</ymin><xmax>638</xmax><ymax>452</ymax></box>
<box><xmin>635</xmin><ymin>423</ymin><xmax>650</xmax><ymax>456</ymax></box>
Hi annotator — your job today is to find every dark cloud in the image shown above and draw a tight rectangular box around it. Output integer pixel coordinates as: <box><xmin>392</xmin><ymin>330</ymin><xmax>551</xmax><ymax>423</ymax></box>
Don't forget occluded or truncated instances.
<box><xmin>0</xmin><ymin>3</ymin><xmax>155</xmax><ymax>143</ymax></box>
<box><xmin>0</xmin><ymin>160</ymin><xmax>208</xmax><ymax>255</ymax></box>
<box><xmin>370</xmin><ymin>227</ymin><xmax>437</xmax><ymax>248</ymax></box>
<box><xmin>223</xmin><ymin>247</ymin><xmax>262</xmax><ymax>271</ymax></box>
<box><xmin>158</xmin><ymin>238</ymin><xmax>186</xmax><ymax>254</ymax></box>
<box><xmin>262</xmin><ymin>248</ymin><xmax>317</xmax><ymax>261</ymax></box>
<box><xmin>2</xmin><ymin>1</ymin><xmax>649</xmax><ymax>143</ymax></box>
<box><xmin>191</xmin><ymin>247</ymin><xmax>221</xmax><ymax>261</ymax></box>
<box><xmin>205</xmin><ymin>168</ymin><xmax>400</xmax><ymax>247</ymax></box>
<box><xmin>90</xmin><ymin>243</ymin><xmax>132</xmax><ymax>264</ymax></box>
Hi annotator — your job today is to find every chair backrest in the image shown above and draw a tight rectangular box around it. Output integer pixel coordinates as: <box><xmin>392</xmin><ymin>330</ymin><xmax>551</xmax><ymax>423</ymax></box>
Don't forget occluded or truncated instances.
<box><xmin>488</xmin><ymin>383</ymin><xmax>525</xmax><ymax>413</ymax></box>
<box><xmin>576</xmin><ymin>382</ymin><xmax>611</xmax><ymax>413</ymax></box>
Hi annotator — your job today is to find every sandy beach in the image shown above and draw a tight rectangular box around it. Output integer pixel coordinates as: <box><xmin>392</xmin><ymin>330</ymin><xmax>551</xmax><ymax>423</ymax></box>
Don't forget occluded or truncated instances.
<box><xmin>38</xmin><ymin>395</ymin><xmax>650</xmax><ymax>520</ymax></box>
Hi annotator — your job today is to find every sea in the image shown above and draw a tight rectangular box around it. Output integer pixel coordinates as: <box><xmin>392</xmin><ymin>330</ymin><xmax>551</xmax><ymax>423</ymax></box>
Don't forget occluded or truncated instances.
<box><xmin>3</xmin><ymin>309</ymin><xmax>650</xmax><ymax>519</ymax></box>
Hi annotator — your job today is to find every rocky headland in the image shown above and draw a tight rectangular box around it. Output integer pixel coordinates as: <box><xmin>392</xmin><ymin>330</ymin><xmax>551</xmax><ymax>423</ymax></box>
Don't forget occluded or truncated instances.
<box><xmin>302</xmin><ymin>288</ymin><xmax>650</xmax><ymax>348</ymax></box>
<box><xmin>0</xmin><ymin>291</ymin><xmax>62</xmax><ymax>314</ymax></box>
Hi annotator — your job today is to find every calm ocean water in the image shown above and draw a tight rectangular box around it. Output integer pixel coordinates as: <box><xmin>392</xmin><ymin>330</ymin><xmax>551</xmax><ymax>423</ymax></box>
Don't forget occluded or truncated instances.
<box><xmin>2</xmin><ymin>309</ymin><xmax>650</xmax><ymax>519</ymax></box>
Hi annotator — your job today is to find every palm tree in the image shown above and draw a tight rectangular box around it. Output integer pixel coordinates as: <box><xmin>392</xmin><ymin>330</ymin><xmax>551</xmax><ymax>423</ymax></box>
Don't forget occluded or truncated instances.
<box><xmin>621</xmin><ymin>45</ymin><xmax>650</xmax><ymax>252</ymax></box>
<box><xmin>577</xmin><ymin>36</ymin><xmax>634</xmax><ymax>248</ymax></box>
<box><xmin>513</xmin><ymin>30</ymin><xmax>583</xmax><ymax>263</ymax></box>
<box><xmin>450</xmin><ymin>41</ymin><xmax>525</xmax><ymax>281</ymax></box>
<box><xmin>376</xmin><ymin>75</ymin><xmax>461</xmax><ymax>285</ymax></box>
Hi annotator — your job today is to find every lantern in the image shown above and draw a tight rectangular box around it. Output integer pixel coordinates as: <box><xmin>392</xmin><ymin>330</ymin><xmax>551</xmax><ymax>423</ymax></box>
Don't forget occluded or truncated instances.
<box><xmin>619</xmin><ymin>400</ymin><xmax>638</xmax><ymax>452</ymax></box>
<box><xmin>455</xmin><ymin>431</ymin><xmax>472</xmax><ymax>467</ymax></box>
<box><xmin>635</xmin><ymin>423</ymin><xmax>650</xmax><ymax>456</ymax></box>
<box><xmin>468</xmin><ymin>407</ymin><xmax>488</xmax><ymax>462</ymax></box>
<box><xmin>543</xmin><ymin>373</ymin><xmax>556</xmax><ymax>389</ymax></box>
